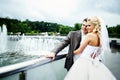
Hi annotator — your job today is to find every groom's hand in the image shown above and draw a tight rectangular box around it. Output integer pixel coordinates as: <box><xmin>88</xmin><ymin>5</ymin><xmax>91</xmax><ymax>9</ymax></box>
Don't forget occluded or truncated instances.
<box><xmin>45</xmin><ymin>52</ymin><xmax>55</xmax><ymax>60</ymax></box>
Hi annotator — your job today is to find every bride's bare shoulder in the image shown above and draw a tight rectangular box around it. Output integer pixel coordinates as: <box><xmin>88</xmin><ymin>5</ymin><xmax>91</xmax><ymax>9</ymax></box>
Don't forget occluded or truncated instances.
<box><xmin>86</xmin><ymin>33</ymin><xmax>95</xmax><ymax>37</ymax></box>
<box><xmin>86</xmin><ymin>33</ymin><xmax>97</xmax><ymax>40</ymax></box>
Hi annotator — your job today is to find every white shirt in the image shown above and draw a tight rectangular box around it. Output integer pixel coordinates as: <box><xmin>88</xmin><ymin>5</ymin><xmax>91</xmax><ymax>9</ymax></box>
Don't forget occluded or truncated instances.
<box><xmin>73</xmin><ymin>32</ymin><xmax>86</xmax><ymax>62</ymax></box>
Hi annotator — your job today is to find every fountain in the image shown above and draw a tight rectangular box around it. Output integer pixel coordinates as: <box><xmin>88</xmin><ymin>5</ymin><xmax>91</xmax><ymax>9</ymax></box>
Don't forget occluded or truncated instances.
<box><xmin>0</xmin><ymin>26</ymin><xmax>67</xmax><ymax>67</ymax></box>
<box><xmin>0</xmin><ymin>24</ymin><xmax>7</xmax><ymax>54</ymax></box>
<box><xmin>15</xmin><ymin>36</ymin><xmax>66</xmax><ymax>55</ymax></box>
<box><xmin>0</xmin><ymin>25</ymin><xmax>68</xmax><ymax>80</ymax></box>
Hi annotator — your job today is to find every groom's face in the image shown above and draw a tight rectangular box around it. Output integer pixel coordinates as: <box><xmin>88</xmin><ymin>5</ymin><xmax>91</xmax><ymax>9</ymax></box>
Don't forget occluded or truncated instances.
<box><xmin>81</xmin><ymin>21</ymin><xmax>88</xmax><ymax>34</ymax></box>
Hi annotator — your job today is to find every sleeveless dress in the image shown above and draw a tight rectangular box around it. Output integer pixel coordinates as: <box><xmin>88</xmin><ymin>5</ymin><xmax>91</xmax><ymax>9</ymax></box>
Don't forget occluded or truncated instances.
<box><xmin>64</xmin><ymin>45</ymin><xmax>116</xmax><ymax>80</ymax></box>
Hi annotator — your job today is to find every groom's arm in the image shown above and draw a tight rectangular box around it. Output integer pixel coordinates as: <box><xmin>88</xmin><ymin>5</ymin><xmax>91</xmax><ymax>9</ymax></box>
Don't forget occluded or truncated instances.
<box><xmin>51</xmin><ymin>32</ymin><xmax>71</xmax><ymax>55</ymax></box>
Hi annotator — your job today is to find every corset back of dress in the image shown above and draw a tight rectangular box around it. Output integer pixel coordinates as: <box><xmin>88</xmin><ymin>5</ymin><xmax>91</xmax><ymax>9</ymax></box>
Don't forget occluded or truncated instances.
<box><xmin>80</xmin><ymin>45</ymin><xmax>99</xmax><ymax>58</ymax></box>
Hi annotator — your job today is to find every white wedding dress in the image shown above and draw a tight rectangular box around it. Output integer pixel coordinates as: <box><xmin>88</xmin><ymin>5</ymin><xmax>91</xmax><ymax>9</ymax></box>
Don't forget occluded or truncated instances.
<box><xmin>64</xmin><ymin>45</ymin><xmax>116</xmax><ymax>80</ymax></box>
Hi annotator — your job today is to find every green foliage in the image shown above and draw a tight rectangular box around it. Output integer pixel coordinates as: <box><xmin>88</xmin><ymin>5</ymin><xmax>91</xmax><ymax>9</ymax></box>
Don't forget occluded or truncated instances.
<box><xmin>48</xmin><ymin>32</ymin><xmax>54</xmax><ymax>35</ymax></box>
<box><xmin>0</xmin><ymin>17</ymin><xmax>120</xmax><ymax>37</ymax></box>
<box><xmin>59</xmin><ymin>26</ymin><xmax>74</xmax><ymax>35</ymax></box>
<box><xmin>74</xmin><ymin>23</ymin><xmax>82</xmax><ymax>30</ymax></box>
<box><xmin>108</xmin><ymin>25</ymin><xmax>120</xmax><ymax>38</ymax></box>
<box><xmin>0</xmin><ymin>17</ymin><xmax>68</xmax><ymax>35</ymax></box>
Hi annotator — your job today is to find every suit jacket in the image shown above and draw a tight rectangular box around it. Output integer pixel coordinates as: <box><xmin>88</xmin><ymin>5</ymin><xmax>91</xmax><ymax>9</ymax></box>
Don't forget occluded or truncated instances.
<box><xmin>51</xmin><ymin>30</ymin><xmax>82</xmax><ymax>71</ymax></box>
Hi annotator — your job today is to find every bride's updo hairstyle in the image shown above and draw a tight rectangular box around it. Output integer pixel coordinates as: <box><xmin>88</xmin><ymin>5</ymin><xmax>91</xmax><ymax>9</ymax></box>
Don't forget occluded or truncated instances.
<box><xmin>87</xmin><ymin>16</ymin><xmax>101</xmax><ymax>37</ymax></box>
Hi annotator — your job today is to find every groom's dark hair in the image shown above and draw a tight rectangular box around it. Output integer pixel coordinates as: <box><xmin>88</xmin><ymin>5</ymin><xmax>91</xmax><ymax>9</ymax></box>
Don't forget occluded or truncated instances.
<box><xmin>83</xmin><ymin>18</ymin><xmax>87</xmax><ymax>22</ymax></box>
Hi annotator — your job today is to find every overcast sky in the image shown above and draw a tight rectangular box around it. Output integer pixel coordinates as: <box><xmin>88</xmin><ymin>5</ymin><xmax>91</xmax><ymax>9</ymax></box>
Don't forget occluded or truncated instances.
<box><xmin>0</xmin><ymin>0</ymin><xmax>120</xmax><ymax>26</ymax></box>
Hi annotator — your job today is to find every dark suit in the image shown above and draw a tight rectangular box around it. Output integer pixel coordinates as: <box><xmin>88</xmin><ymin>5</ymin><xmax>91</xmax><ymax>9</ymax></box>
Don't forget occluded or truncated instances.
<box><xmin>51</xmin><ymin>30</ymin><xmax>82</xmax><ymax>71</ymax></box>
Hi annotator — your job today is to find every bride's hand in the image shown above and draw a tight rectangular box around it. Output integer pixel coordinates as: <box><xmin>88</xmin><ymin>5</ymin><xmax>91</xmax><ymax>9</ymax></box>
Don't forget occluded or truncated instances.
<box><xmin>73</xmin><ymin>50</ymin><xmax>76</xmax><ymax>54</ymax></box>
<box><xmin>74</xmin><ymin>49</ymin><xmax>80</xmax><ymax>54</ymax></box>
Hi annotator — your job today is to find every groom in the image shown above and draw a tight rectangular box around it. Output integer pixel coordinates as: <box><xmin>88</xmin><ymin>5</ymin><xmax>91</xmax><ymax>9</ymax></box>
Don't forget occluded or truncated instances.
<box><xmin>46</xmin><ymin>18</ymin><xmax>88</xmax><ymax>71</ymax></box>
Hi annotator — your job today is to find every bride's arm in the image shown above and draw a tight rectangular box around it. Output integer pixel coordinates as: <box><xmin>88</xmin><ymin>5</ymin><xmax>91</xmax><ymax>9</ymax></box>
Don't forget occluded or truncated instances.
<box><xmin>74</xmin><ymin>34</ymin><xmax>91</xmax><ymax>54</ymax></box>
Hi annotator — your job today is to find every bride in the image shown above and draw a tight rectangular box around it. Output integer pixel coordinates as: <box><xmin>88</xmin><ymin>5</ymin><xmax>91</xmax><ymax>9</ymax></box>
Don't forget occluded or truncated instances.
<box><xmin>64</xmin><ymin>16</ymin><xmax>116</xmax><ymax>80</ymax></box>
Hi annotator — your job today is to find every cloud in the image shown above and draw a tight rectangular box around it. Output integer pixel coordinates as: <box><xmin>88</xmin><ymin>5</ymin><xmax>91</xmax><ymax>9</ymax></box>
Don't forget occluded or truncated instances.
<box><xmin>0</xmin><ymin>0</ymin><xmax>120</xmax><ymax>26</ymax></box>
<box><xmin>96</xmin><ymin>0</ymin><xmax>120</xmax><ymax>15</ymax></box>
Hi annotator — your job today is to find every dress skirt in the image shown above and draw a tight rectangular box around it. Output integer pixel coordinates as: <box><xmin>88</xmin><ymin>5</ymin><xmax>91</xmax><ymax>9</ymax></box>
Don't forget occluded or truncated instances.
<box><xmin>64</xmin><ymin>57</ymin><xmax>116</xmax><ymax>80</ymax></box>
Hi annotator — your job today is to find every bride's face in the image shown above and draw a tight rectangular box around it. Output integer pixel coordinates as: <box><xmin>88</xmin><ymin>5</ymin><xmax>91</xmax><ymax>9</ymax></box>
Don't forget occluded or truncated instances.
<box><xmin>86</xmin><ymin>21</ymin><xmax>95</xmax><ymax>33</ymax></box>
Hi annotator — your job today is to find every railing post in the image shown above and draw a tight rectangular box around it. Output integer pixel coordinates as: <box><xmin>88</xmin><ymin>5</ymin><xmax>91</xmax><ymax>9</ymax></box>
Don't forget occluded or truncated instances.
<box><xmin>20</xmin><ymin>71</ymin><xmax>26</xmax><ymax>80</ymax></box>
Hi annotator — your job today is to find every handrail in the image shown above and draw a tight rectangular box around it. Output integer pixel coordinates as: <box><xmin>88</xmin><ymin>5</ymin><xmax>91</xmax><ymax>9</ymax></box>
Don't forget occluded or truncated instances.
<box><xmin>0</xmin><ymin>54</ymin><xmax>67</xmax><ymax>78</ymax></box>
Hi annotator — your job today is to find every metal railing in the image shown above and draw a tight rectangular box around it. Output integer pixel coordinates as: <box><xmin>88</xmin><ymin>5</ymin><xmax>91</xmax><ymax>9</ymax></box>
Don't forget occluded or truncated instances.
<box><xmin>0</xmin><ymin>54</ymin><xmax>67</xmax><ymax>79</ymax></box>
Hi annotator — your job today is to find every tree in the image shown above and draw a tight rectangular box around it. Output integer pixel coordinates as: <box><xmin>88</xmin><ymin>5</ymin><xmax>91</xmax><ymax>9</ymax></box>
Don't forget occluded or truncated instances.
<box><xmin>59</xmin><ymin>26</ymin><xmax>73</xmax><ymax>35</ymax></box>
<box><xmin>74</xmin><ymin>23</ymin><xmax>82</xmax><ymax>30</ymax></box>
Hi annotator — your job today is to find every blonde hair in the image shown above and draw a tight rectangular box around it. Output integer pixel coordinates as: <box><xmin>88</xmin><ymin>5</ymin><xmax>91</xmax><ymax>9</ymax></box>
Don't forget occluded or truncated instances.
<box><xmin>87</xmin><ymin>16</ymin><xmax>101</xmax><ymax>37</ymax></box>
